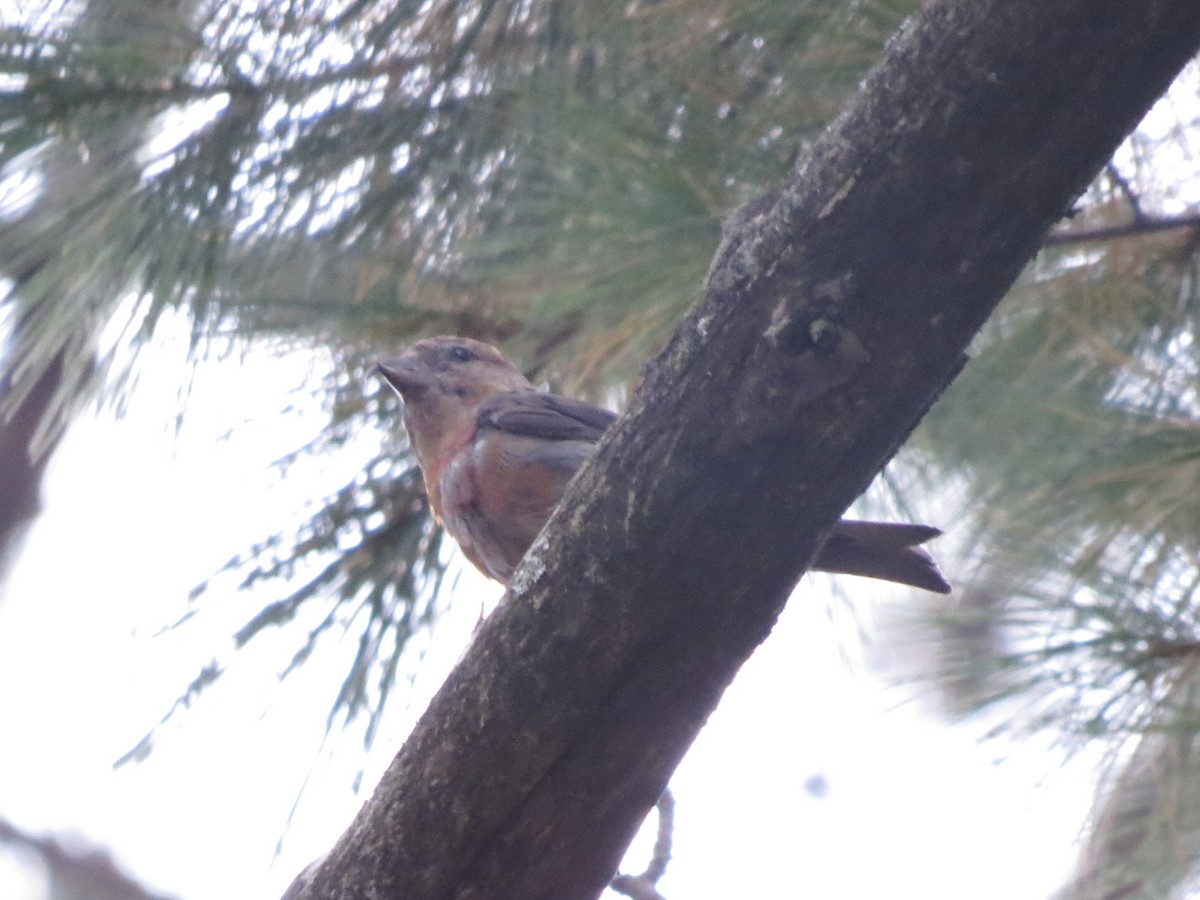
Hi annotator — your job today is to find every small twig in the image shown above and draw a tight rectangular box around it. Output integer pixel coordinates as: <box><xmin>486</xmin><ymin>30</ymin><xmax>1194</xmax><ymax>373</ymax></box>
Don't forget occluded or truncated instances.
<box><xmin>1044</xmin><ymin>212</ymin><xmax>1200</xmax><ymax>246</ymax></box>
<box><xmin>1104</xmin><ymin>161</ymin><xmax>1146</xmax><ymax>220</ymax></box>
<box><xmin>610</xmin><ymin>790</ymin><xmax>675</xmax><ymax>900</ymax></box>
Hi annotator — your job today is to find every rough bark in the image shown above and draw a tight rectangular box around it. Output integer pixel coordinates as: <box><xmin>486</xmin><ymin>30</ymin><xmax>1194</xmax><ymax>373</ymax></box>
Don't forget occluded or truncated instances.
<box><xmin>284</xmin><ymin>1</ymin><xmax>1200</xmax><ymax>899</ymax></box>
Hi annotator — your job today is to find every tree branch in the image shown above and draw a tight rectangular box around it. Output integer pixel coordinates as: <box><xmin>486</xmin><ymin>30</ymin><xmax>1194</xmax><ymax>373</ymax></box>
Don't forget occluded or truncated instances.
<box><xmin>610</xmin><ymin>790</ymin><xmax>674</xmax><ymax>900</ymax></box>
<box><xmin>283</xmin><ymin>2</ymin><xmax>1200</xmax><ymax>899</ymax></box>
<box><xmin>1044</xmin><ymin>213</ymin><xmax>1200</xmax><ymax>245</ymax></box>
<box><xmin>0</xmin><ymin>818</ymin><xmax>175</xmax><ymax>900</ymax></box>
<box><xmin>1104</xmin><ymin>161</ymin><xmax>1146</xmax><ymax>219</ymax></box>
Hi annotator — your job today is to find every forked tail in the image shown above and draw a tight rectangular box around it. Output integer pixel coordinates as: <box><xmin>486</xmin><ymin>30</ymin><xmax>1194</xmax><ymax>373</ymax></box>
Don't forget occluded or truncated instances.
<box><xmin>813</xmin><ymin>519</ymin><xmax>951</xmax><ymax>593</ymax></box>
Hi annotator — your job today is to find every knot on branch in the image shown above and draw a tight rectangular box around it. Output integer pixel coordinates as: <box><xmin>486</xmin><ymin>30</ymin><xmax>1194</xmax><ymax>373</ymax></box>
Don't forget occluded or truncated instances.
<box><xmin>762</xmin><ymin>288</ymin><xmax>868</xmax><ymax>386</ymax></box>
<box><xmin>763</xmin><ymin>274</ymin><xmax>858</xmax><ymax>355</ymax></box>
<box><xmin>807</xmin><ymin>316</ymin><xmax>842</xmax><ymax>354</ymax></box>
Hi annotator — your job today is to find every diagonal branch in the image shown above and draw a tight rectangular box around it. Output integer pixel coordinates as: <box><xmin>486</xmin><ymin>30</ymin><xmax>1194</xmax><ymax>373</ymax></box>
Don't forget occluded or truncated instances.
<box><xmin>283</xmin><ymin>2</ymin><xmax>1200</xmax><ymax>899</ymax></box>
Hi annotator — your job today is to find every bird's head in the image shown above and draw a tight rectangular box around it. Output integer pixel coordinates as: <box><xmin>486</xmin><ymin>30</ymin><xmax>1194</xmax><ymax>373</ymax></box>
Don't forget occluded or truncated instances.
<box><xmin>377</xmin><ymin>336</ymin><xmax>533</xmax><ymax>472</ymax></box>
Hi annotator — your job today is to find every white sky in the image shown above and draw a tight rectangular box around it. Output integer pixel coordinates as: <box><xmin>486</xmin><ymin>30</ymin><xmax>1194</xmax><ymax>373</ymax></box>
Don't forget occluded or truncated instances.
<box><xmin>0</xmin><ymin>319</ymin><xmax>1100</xmax><ymax>900</ymax></box>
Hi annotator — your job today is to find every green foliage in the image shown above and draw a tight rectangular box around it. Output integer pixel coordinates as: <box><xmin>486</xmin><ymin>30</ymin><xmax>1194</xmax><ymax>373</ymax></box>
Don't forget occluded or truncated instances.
<box><xmin>1</xmin><ymin>0</ymin><xmax>919</xmax><ymax>761</ymax></box>
<box><xmin>892</xmin><ymin>157</ymin><xmax>1200</xmax><ymax>894</ymax></box>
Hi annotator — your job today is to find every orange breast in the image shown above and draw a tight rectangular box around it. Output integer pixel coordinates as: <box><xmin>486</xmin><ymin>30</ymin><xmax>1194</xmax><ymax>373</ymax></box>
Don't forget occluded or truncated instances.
<box><xmin>437</xmin><ymin>430</ymin><xmax>576</xmax><ymax>583</ymax></box>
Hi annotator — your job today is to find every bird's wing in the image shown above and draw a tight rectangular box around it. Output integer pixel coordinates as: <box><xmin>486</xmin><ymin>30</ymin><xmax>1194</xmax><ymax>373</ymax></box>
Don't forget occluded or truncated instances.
<box><xmin>477</xmin><ymin>391</ymin><xmax>617</xmax><ymax>444</ymax></box>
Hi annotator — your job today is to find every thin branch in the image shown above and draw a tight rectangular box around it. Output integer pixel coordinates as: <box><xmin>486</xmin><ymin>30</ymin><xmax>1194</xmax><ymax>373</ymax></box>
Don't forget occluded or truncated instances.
<box><xmin>610</xmin><ymin>790</ymin><xmax>675</xmax><ymax>900</ymax></box>
<box><xmin>17</xmin><ymin>0</ymin><xmax>503</xmax><ymax>113</ymax></box>
<box><xmin>1044</xmin><ymin>213</ymin><xmax>1200</xmax><ymax>245</ymax></box>
<box><xmin>17</xmin><ymin>52</ymin><xmax>428</xmax><ymax>111</ymax></box>
<box><xmin>1104</xmin><ymin>161</ymin><xmax>1146</xmax><ymax>220</ymax></box>
<box><xmin>0</xmin><ymin>819</ymin><xmax>176</xmax><ymax>900</ymax></box>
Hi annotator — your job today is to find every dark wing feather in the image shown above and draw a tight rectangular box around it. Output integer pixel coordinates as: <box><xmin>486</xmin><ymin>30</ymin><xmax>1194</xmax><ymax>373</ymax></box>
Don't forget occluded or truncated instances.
<box><xmin>477</xmin><ymin>391</ymin><xmax>617</xmax><ymax>443</ymax></box>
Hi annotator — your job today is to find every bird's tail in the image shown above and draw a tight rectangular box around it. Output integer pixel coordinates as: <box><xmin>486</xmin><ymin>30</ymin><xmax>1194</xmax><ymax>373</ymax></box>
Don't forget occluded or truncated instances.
<box><xmin>813</xmin><ymin>520</ymin><xmax>951</xmax><ymax>594</ymax></box>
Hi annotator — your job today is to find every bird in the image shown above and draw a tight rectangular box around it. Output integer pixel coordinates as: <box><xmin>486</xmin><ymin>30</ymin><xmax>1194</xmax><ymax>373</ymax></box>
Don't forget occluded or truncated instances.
<box><xmin>377</xmin><ymin>335</ymin><xmax>951</xmax><ymax>593</ymax></box>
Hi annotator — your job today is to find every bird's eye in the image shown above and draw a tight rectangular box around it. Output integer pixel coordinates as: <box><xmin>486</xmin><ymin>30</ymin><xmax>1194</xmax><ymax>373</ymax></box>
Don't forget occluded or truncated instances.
<box><xmin>449</xmin><ymin>346</ymin><xmax>474</xmax><ymax>363</ymax></box>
